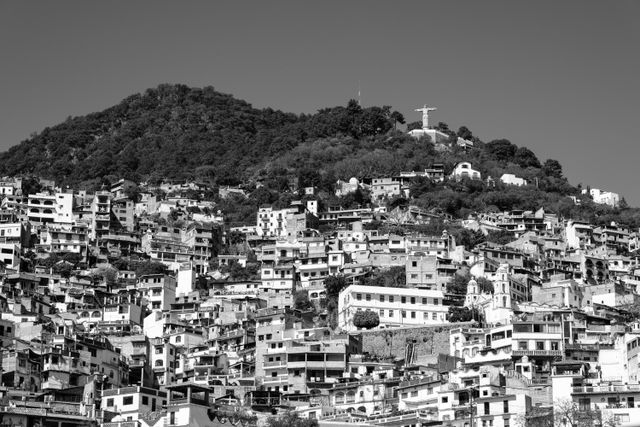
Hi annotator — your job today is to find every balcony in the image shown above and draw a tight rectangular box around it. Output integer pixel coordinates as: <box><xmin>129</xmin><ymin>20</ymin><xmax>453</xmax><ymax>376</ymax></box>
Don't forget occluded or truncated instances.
<box><xmin>573</xmin><ymin>384</ymin><xmax>640</xmax><ymax>394</ymax></box>
<box><xmin>263</xmin><ymin>374</ymin><xmax>288</xmax><ymax>384</ymax></box>
<box><xmin>511</xmin><ymin>349</ymin><xmax>563</xmax><ymax>357</ymax></box>
<box><xmin>263</xmin><ymin>360</ymin><xmax>286</xmax><ymax>368</ymax></box>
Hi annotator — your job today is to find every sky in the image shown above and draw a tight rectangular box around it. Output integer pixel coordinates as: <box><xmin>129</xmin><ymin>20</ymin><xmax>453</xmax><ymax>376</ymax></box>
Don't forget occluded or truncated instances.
<box><xmin>1</xmin><ymin>1</ymin><xmax>639</xmax><ymax>203</ymax></box>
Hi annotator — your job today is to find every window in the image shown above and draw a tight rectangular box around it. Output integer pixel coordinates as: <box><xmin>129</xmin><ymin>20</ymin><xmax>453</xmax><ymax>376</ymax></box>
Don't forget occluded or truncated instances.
<box><xmin>123</xmin><ymin>396</ymin><xmax>133</xmax><ymax>405</ymax></box>
<box><xmin>536</xmin><ymin>342</ymin><xmax>545</xmax><ymax>351</ymax></box>
<box><xmin>401</xmin><ymin>297</ymin><xmax>406</xmax><ymax>304</ymax></box>
<box><xmin>411</xmin><ymin>311</ymin><xmax>416</xmax><ymax>319</ymax></box>
<box><xmin>356</xmin><ymin>294</ymin><xmax>362</xmax><ymax>301</ymax></box>
<box><xmin>503</xmin><ymin>400</ymin><xmax>509</xmax><ymax>413</ymax></box>
<box><xmin>379</xmin><ymin>295</ymin><xmax>385</xmax><ymax>302</ymax></box>
<box><xmin>422</xmin><ymin>298</ymin><xmax>427</xmax><ymax>304</ymax></box>
<box><xmin>402</xmin><ymin>311</ymin><xmax>406</xmax><ymax>318</ymax></box>
<box><xmin>442</xmin><ymin>397</ymin><xmax>448</xmax><ymax>403</ymax></box>
<box><xmin>484</xmin><ymin>402</ymin><xmax>490</xmax><ymax>415</ymax></box>
<box><xmin>410</xmin><ymin>297</ymin><xmax>416</xmax><ymax>304</ymax></box>
<box><xmin>389</xmin><ymin>310</ymin><xmax>394</xmax><ymax>317</ymax></box>
<box><xmin>389</xmin><ymin>296</ymin><xmax>394</xmax><ymax>303</ymax></box>
<box><xmin>365</xmin><ymin>294</ymin><xmax>371</xmax><ymax>301</ymax></box>
<box><xmin>432</xmin><ymin>313</ymin><xmax>437</xmax><ymax>320</ymax></box>
<box><xmin>106</xmin><ymin>398</ymin><xmax>114</xmax><ymax>407</ymax></box>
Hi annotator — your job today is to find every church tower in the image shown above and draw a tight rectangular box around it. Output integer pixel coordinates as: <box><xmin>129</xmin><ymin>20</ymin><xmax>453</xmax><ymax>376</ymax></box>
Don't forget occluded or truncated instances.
<box><xmin>492</xmin><ymin>264</ymin><xmax>512</xmax><ymax>309</ymax></box>
<box><xmin>465</xmin><ymin>278</ymin><xmax>480</xmax><ymax>307</ymax></box>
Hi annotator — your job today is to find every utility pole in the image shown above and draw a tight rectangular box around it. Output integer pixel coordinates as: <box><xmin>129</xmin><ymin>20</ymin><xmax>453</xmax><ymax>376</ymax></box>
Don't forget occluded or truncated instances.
<box><xmin>468</xmin><ymin>385</ymin><xmax>477</xmax><ymax>427</ymax></box>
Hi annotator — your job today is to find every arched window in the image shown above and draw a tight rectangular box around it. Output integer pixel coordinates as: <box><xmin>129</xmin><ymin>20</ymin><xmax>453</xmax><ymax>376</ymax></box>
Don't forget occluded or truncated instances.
<box><xmin>155</xmin><ymin>360</ymin><xmax>163</xmax><ymax>367</ymax></box>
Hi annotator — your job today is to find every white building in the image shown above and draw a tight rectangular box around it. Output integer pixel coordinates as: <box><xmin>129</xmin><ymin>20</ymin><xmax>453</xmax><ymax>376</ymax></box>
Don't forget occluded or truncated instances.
<box><xmin>26</xmin><ymin>192</ymin><xmax>74</xmax><ymax>224</ymax></box>
<box><xmin>500</xmin><ymin>173</ymin><xmax>527</xmax><ymax>186</ymax></box>
<box><xmin>338</xmin><ymin>284</ymin><xmax>448</xmax><ymax>332</ymax></box>
<box><xmin>450</xmin><ymin>162</ymin><xmax>481</xmax><ymax>181</ymax></box>
<box><xmin>101</xmin><ymin>386</ymin><xmax>167</xmax><ymax>420</ymax></box>
<box><xmin>583</xmin><ymin>188</ymin><xmax>620</xmax><ymax>207</ymax></box>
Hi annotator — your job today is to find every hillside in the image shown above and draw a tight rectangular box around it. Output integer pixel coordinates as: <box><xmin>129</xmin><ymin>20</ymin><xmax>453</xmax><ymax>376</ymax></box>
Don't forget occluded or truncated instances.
<box><xmin>3</xmin><ymin>83</ymin><xmax>640</xmax><ymax>229</ymax></box>
<box><xmin>0</xmin><ymin>84</ymin><xmax>402</xmax><ymax>188</ymax></box>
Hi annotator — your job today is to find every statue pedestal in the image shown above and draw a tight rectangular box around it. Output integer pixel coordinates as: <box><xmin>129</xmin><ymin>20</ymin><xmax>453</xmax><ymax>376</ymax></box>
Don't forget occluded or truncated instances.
<box><xmin>408</xmin><ymin>128</ymin><xmax>449</xmax><ymax>142</ymax></box>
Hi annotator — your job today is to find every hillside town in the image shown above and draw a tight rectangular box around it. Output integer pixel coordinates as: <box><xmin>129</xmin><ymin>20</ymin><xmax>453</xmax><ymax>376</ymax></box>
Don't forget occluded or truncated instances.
<box><xmin>0</xmin><ymin>156</ymin><xmax>635</xmax><ymax>427</ymax></box>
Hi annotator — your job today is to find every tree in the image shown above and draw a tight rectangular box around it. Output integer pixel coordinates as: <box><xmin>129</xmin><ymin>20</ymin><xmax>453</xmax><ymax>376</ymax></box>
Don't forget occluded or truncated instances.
<box><xmin>325</xmin><ymin>275</ymin><xmax>348</xmax><ymax>300</ymax></box>
<box><xmin>362</xmin><ymin>266</ymin><xmax>406</xmax><ymax>288</ymax></box>
<box><xmin>485</xmin><ymin>139</ymin><xmax>517</xmax><ymax>162</ymax></box>
<box><xmin>134</xmin><ymin>261</ymin><xmax>168</xmax><ymax>277</ymax></box>
<box><xmin>485</xmin><ymin>229</ymin><xmax>515</xmax><ymax>245</ymax></box>
<box><xmin>293</xmin><ymin>290</ymin><xmax>313</xmax><ymax>311</ymax></box>
<box><xmin>353</xmin><ymin>310</ymin><xmax>380</xmax><ymax>329</ymax></box>
<box><xmin>543</xmin><ymin>159</ymin><xmax>563</xmax><ymax>179</ymax></box>
<box><xmin>436</xmin><ymin>122</ymin><xmax>450</xmax><ymax>133</ymax></box>
<box><xmin>514</xmin><ymin>146</ymin><xmax>541</xmax><ymax>168</ymax></box>
<box><xmin>390</xmin><ymin>111</ymin><xmax>405</xmax><ymax>130</ymax></box>
<box><xmin>406</xmin><ymin>121</ymin><xmax>422</xmax><ymax>132</ymax></box>
<box><xmin>21</xmin><ymin>177</ymin><xmax>43</xmax><ymax>196</ymax></box>
<box><xmin>448</xmin><ymin>306</ymin><xmax>481</xmax><ymax>323</ymax></box>
<box><xmin>457</xmin><ymin>126</ymin><xmax>473</xmax><ymax>140</ymax></box>
<box><xmin>476</xmin><ymin>277</ymin><xmax>494</xmax><ymax>293</ymax></box>
<box><xmin>447</xmin><ymin>270</ymin><xmax>470</xmax><ymax>295</ymax></box>
<box><xmin>520</xmin><ymin>400</ymin><xmax>615</xmax><ymax>427</ymax></box>
<box><xmin>266</xmin><ymin>412</ymin><xmax>318</xmax><ymax>427</ymax></box>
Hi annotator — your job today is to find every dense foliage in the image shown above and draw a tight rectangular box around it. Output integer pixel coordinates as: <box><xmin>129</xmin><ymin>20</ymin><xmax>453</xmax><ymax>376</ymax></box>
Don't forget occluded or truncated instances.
<box><xmin>353</xmin><ymin>310</ymin><xmax>381</xmax><ymax>329</ymax></box>
<box><xmin>5</xmin><ymin>83</ymin><xmax>640</xmax><ymax>228</ymax></box>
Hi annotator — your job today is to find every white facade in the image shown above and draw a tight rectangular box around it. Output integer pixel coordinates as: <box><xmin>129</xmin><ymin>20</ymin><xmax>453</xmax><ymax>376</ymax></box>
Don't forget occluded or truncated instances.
<box><xmin>26</xmin><ymin>192</ymin><xmax>74</xmax><ymax>224</ymax></box>
<box><xmin>338</xmin><ymin>284</ymin><xmax>448</xmax><ymax>332</ymax></box>
<box><xmin>450</xmin><ymin>162</ymin><xmax>481</xmax><ymax>181</ymax></box>
<box><xmin>500</xmin><ymin>173</ymin><xmax>527</xmax><ymax>186</ymax></box>
<box><xmin>256</xmin><ymin>207</ymin><xmax>296</xmax><ymax>238</ymax></box>
<box><xmin>583</xmin><ymin>188</ymin><xmax>620</xmax><ymax>207</ymax></box>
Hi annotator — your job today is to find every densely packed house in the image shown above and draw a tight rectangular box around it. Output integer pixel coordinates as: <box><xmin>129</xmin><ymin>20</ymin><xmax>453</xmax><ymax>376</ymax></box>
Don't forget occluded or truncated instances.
<box><xmin>0</xmin><ymin>175</ymin><xmax>638</xmax><ymax>427</ymax></box>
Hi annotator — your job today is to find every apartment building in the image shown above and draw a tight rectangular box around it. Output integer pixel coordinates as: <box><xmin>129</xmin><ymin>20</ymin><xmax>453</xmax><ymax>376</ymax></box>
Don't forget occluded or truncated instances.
<box><xmin>338</xmin><ymin>284</ymin><xmax>448</xmax><ymax>332</ymax></box>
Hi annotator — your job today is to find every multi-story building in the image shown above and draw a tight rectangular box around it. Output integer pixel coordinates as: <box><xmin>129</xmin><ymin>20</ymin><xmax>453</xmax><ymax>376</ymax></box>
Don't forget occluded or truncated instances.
<box><xmin>39</xmin><ymin>223</ymin><xmax>89</xmax><ymax>256</ymax></box>
<box><xmin>91</xmin><ymin>191</ymin><xmax>112</xmax><ymax>240</ymax></box>
<box><xmin>101</xmin><ymin>385</ymin><xmax>167</xmax><ymax>420</ymax></box>
<box><xmin>27</xmin><ymin>191</ymin><xmax>74</xmax><ymax>225</ymax></box>
<box><xmin>338</xmin><ymin>284</ymin><xmax>448</xmax><ymax>331</ymax></box>
<box><xmin>138</xmin><ymin>274</ymin><xmax>177</xmax><ymax>312</ymax></box>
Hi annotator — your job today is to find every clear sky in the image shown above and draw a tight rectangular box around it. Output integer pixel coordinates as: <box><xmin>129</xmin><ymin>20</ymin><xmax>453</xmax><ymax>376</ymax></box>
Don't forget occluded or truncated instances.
<box><xmin>1</xmin><ymin>1</ymin><xmax>639</xmax><ymax>203</ymax></box>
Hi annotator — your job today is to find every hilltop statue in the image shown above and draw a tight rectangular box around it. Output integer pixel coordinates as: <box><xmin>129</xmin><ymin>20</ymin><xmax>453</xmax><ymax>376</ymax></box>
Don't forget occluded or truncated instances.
<box><xmin>415</xmin><ymin>105</ymin><xmax>437</xmax><ymax>129</ymax></box>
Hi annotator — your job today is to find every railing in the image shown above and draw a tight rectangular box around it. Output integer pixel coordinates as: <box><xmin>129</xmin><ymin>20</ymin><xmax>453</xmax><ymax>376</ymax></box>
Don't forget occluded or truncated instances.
<box><xmin>511</xmin><ymin>350</ymin><xmax>563</xmax><ymax>357</ymax></box>
<box><xmin>103</xmin><ymin>422</ymin><xmax>139</xmax><ymax>427</ymax></box>
<box><xmin>574</xmin><ymin>384</ymin><xmax>640</xmax><ymax>393</ymax></box>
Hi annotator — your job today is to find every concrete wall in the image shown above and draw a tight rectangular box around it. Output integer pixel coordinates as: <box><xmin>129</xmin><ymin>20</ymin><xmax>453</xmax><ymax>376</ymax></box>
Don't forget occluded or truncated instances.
<box><xmin>359</xmin><ymin>323</ymin><xmax>474</xmax><ymax>359</ymax></box>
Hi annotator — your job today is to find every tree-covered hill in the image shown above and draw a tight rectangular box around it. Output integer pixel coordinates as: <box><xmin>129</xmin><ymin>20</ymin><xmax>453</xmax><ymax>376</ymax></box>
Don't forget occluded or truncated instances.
<box><xmin>0</xmin><ymin>84</ymin><xmax>403</xmax><ymax>188</ymax></box>
<box><xmin>3</xmin><ymin>83</ymin><xmax>640</xmax><ymax>229</ymax></box>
